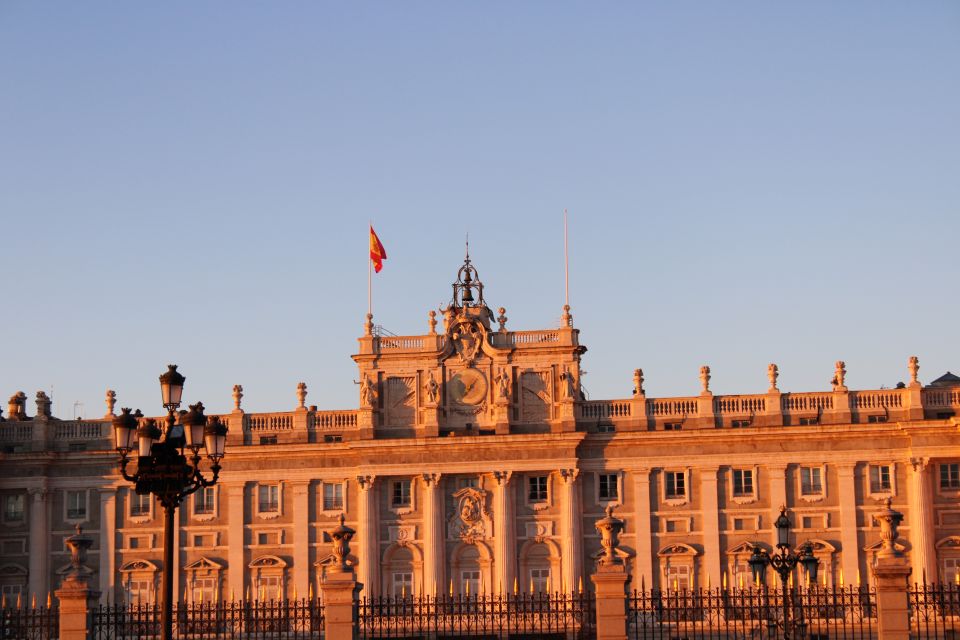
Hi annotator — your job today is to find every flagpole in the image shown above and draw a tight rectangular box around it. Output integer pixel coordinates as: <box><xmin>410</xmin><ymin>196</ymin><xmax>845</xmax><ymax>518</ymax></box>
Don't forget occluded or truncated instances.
<box><xmin>368</xmin><ymin>222</ymin><xmax>372</xmax><ymax>318</ymax></box>
<box><xmin>564</xmin><ymin>209</ymin><xmax>570</xmax><ymax>308</ymax></box>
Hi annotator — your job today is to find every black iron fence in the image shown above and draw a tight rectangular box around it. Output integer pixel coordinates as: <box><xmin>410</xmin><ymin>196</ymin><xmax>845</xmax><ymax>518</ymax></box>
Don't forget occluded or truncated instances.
<box><xmin>358</xmin><ymin>592</ymin><xmax>596</xmax><ymax>639</ymax></box>
<box><xmin>90</xmin><ymin>598</ymin><xmax>324</xmax><ymax>639</ymax></box>
<box><xmin>0</xmin><ymin>604</ymin><xmax>58</xmax><ymax>640</ymax></box>
<box><xmin>628</xmin><ymin>585</ymin><xmax>876</xmax><ymax>639</ymax></box>
<box><xmin>910</xmin><ymin>582</ymin><xmax>960</xmax><ymax>638</ymax></box>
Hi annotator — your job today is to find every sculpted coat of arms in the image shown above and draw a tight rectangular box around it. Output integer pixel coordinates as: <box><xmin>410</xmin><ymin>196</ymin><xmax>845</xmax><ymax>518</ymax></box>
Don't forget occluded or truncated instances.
<box><xmin>448</xmin><ymin>487</ymin><xmax>490</xmax><ymax>542</ymax></box>
<box><xmin>451</xmin><ymin>320</ymin><xmax>483</xmax><ymax>366</ymax></box>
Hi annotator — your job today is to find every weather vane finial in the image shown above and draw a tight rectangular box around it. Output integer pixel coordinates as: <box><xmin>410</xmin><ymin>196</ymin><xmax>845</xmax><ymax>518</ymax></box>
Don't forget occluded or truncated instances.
<box><xmin>465</xmin><ymin>232</ymin><xmax>470</xmax><ymax>262</ymax></box>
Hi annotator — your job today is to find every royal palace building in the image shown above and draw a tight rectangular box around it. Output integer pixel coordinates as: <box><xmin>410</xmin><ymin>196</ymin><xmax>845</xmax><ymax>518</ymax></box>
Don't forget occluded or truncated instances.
<box><xmin>1</xmin><ymin>256</ymin><xmax>959</xmax><ymax>605</ymax></box>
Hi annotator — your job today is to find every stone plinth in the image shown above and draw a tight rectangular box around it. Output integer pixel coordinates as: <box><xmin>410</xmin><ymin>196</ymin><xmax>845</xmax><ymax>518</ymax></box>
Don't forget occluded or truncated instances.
<box><xmin>55</xmin><ymin>577</ymin><xmax>101</xmax><ymax>640</ymax></box>
<box><xmin>591</xmin><ymin>564</ymin><xmax>629</xmax><ymax>640</ymax></box>
<box><xmin>873</xmin><ymin>556</ymin><xmax>912</xmax><ymax>640</ymax></box>
<box><xmin>321</xmin><ymin>571</ymin><xmax>362</xmax><ymax>640</ymax></box>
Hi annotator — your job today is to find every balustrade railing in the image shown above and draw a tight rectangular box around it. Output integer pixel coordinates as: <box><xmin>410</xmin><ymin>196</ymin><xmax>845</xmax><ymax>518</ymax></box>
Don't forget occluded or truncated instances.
<box><xmin>53</xmin><ymin>420</ymin><xmax>105</xmax><ymax>440</ymax></box>
<box><xmin>646</xmin><ymin>398</ymin><xmax>698</xmax><ymax>418</ymax></box>
<box><xmin>851</xmin><ymin>389</ymin><xmax>905</xmax><ymax>410</ymax></box>
<box><xmin>0</xmin><ymin>423</ymin><xmax>32</xmax><ymax>443</ymax></box>
<box><xmin>714</xmin><ymin>395</ymin><xmax>766</xmax><ymax>415</ymax></box>
<box><xmin>313</xmin><ymin>410</ymin><xmax>358</xmax><ymax>430</ymax></box>
<box><xmin>248</xmin><ymin>413</ymin><xmax>294</xmax><ymax>432</ymax></box>
<box><xmin>922</xmin><ymin>388</ymin><xmax>960</xmax><ymax>408</ymax></box>
<box><xmin>781</xmin><ymin>392</ymin><xmax>834</xmax><ymax>412</ymax></box>
<box><xmin>579</xmin><ymin>400</ymin><xmax>632</xmax><ymax>419</ymax></box>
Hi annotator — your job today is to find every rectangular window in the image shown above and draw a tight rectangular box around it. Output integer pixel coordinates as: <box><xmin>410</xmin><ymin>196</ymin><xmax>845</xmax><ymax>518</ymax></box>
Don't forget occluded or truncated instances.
<box><xmin>323</xmin><ymin>483</ymin><xmax>344</xmax><ymax>511</ymax></box>
<box><xmin>258</xmin><ymin>484</ymin><xmax>279</xmax><ymax>513</ymax></box>
<box><xmin>461</xmin><ymin>570</ymin><xmax>480</xmax><ymax>595</ymax></box>
<box><xmin>192</xmin><ymin>578</ymin><xmax>216</xmax><ymax>604</ymax></box>
<box><xmin>941</xmin><ymin>464</ymin><xmax>960</xmax><ymax>490</ymax></box>
<box><xmin>128</xmin><ymin>580</ymin><xmax>151</xmax><ymax>605</ymax></box>
<box><xmin>130</xmin><ymin>493</ymin><xmax>151</xmax><ymax>517</ymax></box>
<box><xmin>731</xmin><ymin>419</ymin><xmax>751</xmax><ymax>428</ymax></box>
<box><xmin>732</xmin><ymin>469</ymin><xmax>754</xmax><ymax>497</ymax></box>
<box><xmin>66</xmin><ymin>490</ymin><xmax>86</xmax><ymax>520</ymax></box>
<box><xmin>391</xmin><ymin>480</ymin><xmax>411</xmax><ymax>508</ymax></box>
<box><xmin>193</xmin><ymin>534</ymin><xmax>213</xmax><ymax>548</ymax></box>
<box><xmin>259</xmin><ymin>435</ymin><xmax>278</xmax><ymax>445</ymax></box>
<box><xmin>3</xmin><ymin>495</ymin><xmax>24</xmax><ymax>522</ymax></box>
<box><xmin>598</xmin><ymin>474</ymin><xmax>618</xmax><ymax>501</ymax></box>
<box><xmin>799</xmin><ymin>417</ymin><xmax>819</xmax><ymax>426</ymax></box>
<box><xmin>870</xmin><ymin>465</ymin><xmax>892</xmax><ymax>493</ymax></box>
<box><xmin>528</xmin><ymin>476</ymin><xmax>548</xmax><ymax>502</ymax></box>
<box><xmin>459</xmin><ymin>477</ymin><xmax>479</xmax><ymax>490</ymax></box>
<box><xmin>392</xmin><ymin>572</ymin><xmax>413</xmax><ymax>597</ymax></box>
<box><xmin>665</xmin><ymin>472</ymin><xmax>686</xmax><ymax>499</ymax></box>
<box><xmin>530</xmin><ymin>568</ymin><xmax>550</xmax><ymax>593</ymax></box>
<box><xmin>800</xmin><ymin>467</ymin><xmax>823</xmax><ymax>496</ymax></box>
<box><xmin>324</xmin><ymin>434</ymin><xmax>343</xmax><ymax>443</ymax></box>
<box><xmin>664</xmin><ymin>422</ymin><xmax>682</xmax><ymax>431</ymax></box>
<box><xmin>194</xmin><ymin>487</ymin><xmax>215</xmax><ymax>515</ymax></box>
<box><xmin>733</xmin><ymin>517</ymin><xmax>749</xmax><ymax>531</ymax></box>
<box><xmin>257</xmin><ymin>531</ymin><xmax>280</xmax><ymax>545</ymax></box>
<box><xmin>127</xmin><ymin>535</ymin><xmax>149</xmax><ymax>550</ymax></box>
<box><xmin>1</xmin><ymin>539</ymin><xmax>25</xmax><ymax>554</ymax></box>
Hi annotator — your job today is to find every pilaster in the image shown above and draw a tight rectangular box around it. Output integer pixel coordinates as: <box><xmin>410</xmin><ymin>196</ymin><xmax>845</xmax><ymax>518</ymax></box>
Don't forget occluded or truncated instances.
<box><xmin>98</xmin><ymin>489</ymin><xmax>117</xmax><ymax>603</ymax></box>
<box><xmin>632</xmin><ymin>468</ymin><xmax>653</xmax><ymax>587</ymax></box>
<box><xmin>422</xmin><ymin>474</ymin><xmax>445</xmax><ymax>595</ymax></box>
<box><xmin>767</xmin><ymin>465</ymin><xmax>787</xmax><ymax>550</ymax></box>
<box><xmin>227</xmin><ymin>483</ymin><xmax>246</xmax><ymax>600</ymax></box>
<box><xmin>356</xmin><ymin>476</ymin><xmax>379</xmax><ymax>596</ymax></box>
<box><xmin>558</xmin><ymin>469</ymin><xmax>582</xmax><ymax>592</ymax></box>
<box><xmin>836</xmin><ymin>463</ymin><xmax>861</xmax><ymax>585</ymax></box>
<box><xmin>492</xmin><ymin>471</ymin><xmax>515</xmax><ymax>594</ymax></box>
<box><xmin>698</xmin><ymin>467</ymin><xmax>721</xmax><ymax>589</ymax></box>
<box><xmin>28</xmin><ymin>486</ymin><xmax>49</xmax><ymax>602</ymax></box>
<box><xmin>291</xmin><ymin>481</ymin><xmax>310</xmax><ymax>599</ymax></box>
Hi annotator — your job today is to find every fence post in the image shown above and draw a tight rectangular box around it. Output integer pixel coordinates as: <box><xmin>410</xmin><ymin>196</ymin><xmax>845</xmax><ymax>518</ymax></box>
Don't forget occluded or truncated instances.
<box><xmin>592</xmin><ymin>506</ymin><xmax>629</xmax><ymax>640</ymax></box>
<box><xmin>55</xmin><ymin>526</ymin><xmax>101</xmax><ymax>640</ymax></box>
<box><xmin>872</xmin><ymin>498</ymin><xmax>912</xmax><ymax>640</ymax></box>
<box><xmin>321</xmin><ymin>515</ymin><xmax>363</xmax><ymax>640</ymax></box>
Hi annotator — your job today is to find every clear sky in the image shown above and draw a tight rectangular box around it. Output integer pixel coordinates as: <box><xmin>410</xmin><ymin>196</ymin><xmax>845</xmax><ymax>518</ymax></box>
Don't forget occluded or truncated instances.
<box><xmin>1</xmin><ymin>2</ymin><xmax>958</xmax><ymax>417</ymax></box>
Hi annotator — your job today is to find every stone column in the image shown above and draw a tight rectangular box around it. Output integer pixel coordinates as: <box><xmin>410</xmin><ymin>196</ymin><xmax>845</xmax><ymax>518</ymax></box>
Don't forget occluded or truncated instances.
<box><xmin>909</xmin><ymin>457</ymin><xmax>937</xmax><ymax>581</ymax></box>
<box><xmin>356</xmin><ymin>475</ymin><xmax>380</xmax><ymax>596</ymax></box>
<box><xmin>422</xmin><ymin>474</ymin><xmax>445</xmax><ymax>595</ymax></box>
<box><xmin>837</xmin><ymin>463</ymin><xmax>861</xmax><ymax>585</ymax></box>
<box><xmin>28</xmin><ymin>486</ymin><xmax>49</xmax><ymax>602</ymax></box>
<box><xmin>767</xmin><ymin>465</ymin><xmax>787</xmax><ymax>550</ymax></box>
<box><xmin>292</xmin><ymin>481</ymin><xmax>310</xmax><ymax>599</ymax></box>
<box><xmin>227</xmin><ymin>483</ymin><xmax>246</xmax><ymax>600</ymax></box>
<box><xmin>492</xmin><ymin>471</ymin><xmax>515</xmax><ymax>594</ymax></box>
<box><xmin>558</xmin><ymin>469</ymin><xmax>582</xmax><ymax>592</ymax></box>
<box><xmin>632</xmin><ymin>469</ymin><xmax>654</xmax><ymax>588</ymax></box>
<box><xmin>698</xmin><ymin>467</ymin><xmax>721</xmax><ymax>589</ymax></box>
<box><xmin>98</xmin><ymin>489</ymin><xmax>117</xmax><ymax>603</ymax></box>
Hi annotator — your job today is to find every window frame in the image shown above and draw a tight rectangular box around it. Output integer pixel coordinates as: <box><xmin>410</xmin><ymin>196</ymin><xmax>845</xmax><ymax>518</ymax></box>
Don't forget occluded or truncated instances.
<box><xmin>255</xmin><ymin>482</ymin><xmax>283</xmax><ymax>520</ymax></box>
<box><xmin>128</xmin><ymin>491</ymin><xmax>153</xmax><ymax>522</ymax></box>
<box><xmin>2</xmin><ymin>494</ymin><xmax>25</xmax><ymax>524</ymax></box>
<box><xmin>390</xmin><ymin>479</ymin><xmax>413</xmax><ymax>512</ymax></box>
<box><xmin>192</xmin><ymin>486</ymin><xmax>218</xmax><ymax>520</ymax></box>
<box><xmin>798</xmin><ymin>465</ymin><xmax>826</xmax><ymax>502</ymax></box>
<box><xmin>526</xmin><ymin>475</ymin><xmax>550</xmax><ymax>509</ymax></box>
<box><xmin>868</xmin><ymin>463</ymin><xmax>896</xmax><ymax>498</ymax></box>
<box><xmin>596</xmin><ymin>472</ymin><xmax>622</xmax><ymax>505</ymax></box>
<box><xmin>729</xmin><ymin>467</ymin><xmax>758</xmax><ymax>504</ymax></box>
<box><xmin>64</xmin><ymin>489</ymin><xmax>89</xmax><ymax>523</ymax></box>
<box><xmin>940</xmin><ymin>463</ymin><xmax>960</xmax><ymax>492</ymax></box>
<box><xmin>322</xmin><ymin>481</ymin><xmax>345</xmax><ymax>513</ymax></box>
<box><xmin>663</xmin><ymin>469</ymin><xmax>690</xmax><ymax>506</ymax></box>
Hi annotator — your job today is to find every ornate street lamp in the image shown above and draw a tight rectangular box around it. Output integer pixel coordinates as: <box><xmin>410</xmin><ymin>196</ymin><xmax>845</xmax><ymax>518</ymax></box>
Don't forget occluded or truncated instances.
<box><xmin>113</xmin><ymin>365</ymin><xmax>227</xmax><ymax>640</ymax></box>
<box><xmin>747</xmin><ymin>506</ymin><xmax>819</xmax><ymax>639</ymax></box>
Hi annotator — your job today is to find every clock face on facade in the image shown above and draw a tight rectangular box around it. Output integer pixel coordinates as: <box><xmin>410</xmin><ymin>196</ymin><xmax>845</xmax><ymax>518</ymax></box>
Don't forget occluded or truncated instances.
<box><xmin>449</xmin><ymin>369</ymin><xmax>487</xmax><ymax>405</ymax></box>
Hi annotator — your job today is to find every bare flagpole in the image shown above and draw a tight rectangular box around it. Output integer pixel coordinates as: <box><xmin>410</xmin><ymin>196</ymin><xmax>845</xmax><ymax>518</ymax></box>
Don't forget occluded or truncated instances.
<box><xmin>564</xmin><ymin>209</ymin><xmax>570</xmax><ymax>308</ymax></box>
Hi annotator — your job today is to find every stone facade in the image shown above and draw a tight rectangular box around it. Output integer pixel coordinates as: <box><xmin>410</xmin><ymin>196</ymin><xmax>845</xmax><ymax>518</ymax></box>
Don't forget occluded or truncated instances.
<box><xmin>1</xmin><ymin>256</ymin><xmax>959</xmax><ymax>605</ymax></box>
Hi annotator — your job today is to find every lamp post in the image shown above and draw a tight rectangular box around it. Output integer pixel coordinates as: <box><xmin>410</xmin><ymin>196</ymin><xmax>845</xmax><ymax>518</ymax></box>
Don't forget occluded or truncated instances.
<box><xmin>748</xmin><ymin>506</ymin><xmax>819</xmax><ymax>640</ymax></box>
<box><xmin>112</xmin><ymin>365</ymin><xmax>228</xmax><ymax>640</ymax></box>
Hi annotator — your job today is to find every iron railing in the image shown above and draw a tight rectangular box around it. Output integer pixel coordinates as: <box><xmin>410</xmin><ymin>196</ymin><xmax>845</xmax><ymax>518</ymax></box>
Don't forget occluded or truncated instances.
<box><xmin>0</xmin><ymin>605</ymin><xmax>59</xmax><ymax>640</ymax></box>
<box><xmin>90</xmin><ymin>599</ymin><xmax>324</xmax><ymax>639</ymax></box>
<box><xmin>628</xmin><ymin>585</ymin><xmax>876</xmax><ymax>639</ymax></box>
<box><xmin>910</xmin><ymin>582</ymin><xmax>960</xmax><ymax>638</ymax></box>
<box><xmin>358</xmin><ymin>592</ymin><xmax>596</xmax><ymax>639</ymax></box>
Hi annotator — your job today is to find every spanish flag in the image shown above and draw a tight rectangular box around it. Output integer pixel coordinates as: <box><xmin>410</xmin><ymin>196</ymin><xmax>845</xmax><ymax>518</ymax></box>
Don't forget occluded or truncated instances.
<box><xmin>369</xmin><ymin>226</ymin><xmax>387</xmax><ymax>273</ymax></box>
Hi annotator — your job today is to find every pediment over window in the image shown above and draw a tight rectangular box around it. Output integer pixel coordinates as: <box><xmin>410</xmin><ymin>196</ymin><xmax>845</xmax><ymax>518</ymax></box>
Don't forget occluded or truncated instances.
<box><xmin>120</xmin><ymin>560</ymin><xmax>159</xmax><ymax>573</ymax></box>
<box><xmin>249</xmin><ymin>555</ymin><xmax>287</xmax><ymax>569</ymax></box>
<box><xmin>936</xmin><ymin>536</ymin><xmax>960</xmax><ymax>549</ymax></box>
<box><xmin>727</xmin><ymin>541</ymin><xmax>765</xmax><ymax>555</ymax></box>
<box><xmin>185</xmin><ymin>557</ymin><xmax>223</xmax><ymax>571</ymax></box>
<box><xmin>863</xmin><ymin>539</ymin><xmax>908</xmax><ymax>553</ymax></box>
<box><xmin>658</xmin><ymin>543</ymin><xmax>699</xmax><ymax>557</ymax></box>
<box><xmin>0</xmin><ymin>563</ymin><xmax>27</xmax><ymax>577</ymax></box>
<box><xmin>805</xmin><ymin>539</ymin><xmax>837</xmax><ymax>553</ymax></box>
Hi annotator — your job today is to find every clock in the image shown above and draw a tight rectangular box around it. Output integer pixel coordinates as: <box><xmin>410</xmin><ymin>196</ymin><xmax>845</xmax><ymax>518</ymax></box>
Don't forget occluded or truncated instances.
<box><xmin>449</xmin><ymin>369</ymin><xmax>487</xmax><ymax>405</ymax></box>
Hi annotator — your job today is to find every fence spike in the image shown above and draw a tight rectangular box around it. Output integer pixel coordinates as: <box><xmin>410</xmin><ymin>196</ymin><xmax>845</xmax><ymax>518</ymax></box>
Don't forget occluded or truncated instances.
<box><xmin>31</xmin><ymin>592</ymin><xmax>36</xmax><ymax>608</ymax></box>
<box><xmin>578</xmin><ymin>575</ymin><xmax>583</xmax><ymax>594</ymax></box>
<box><xmin>16</xmin><ymin>592</ymin><xmax>22</xmax><ymax>608</ymax></box>
<box><xmin>46</xmin><ymin>592</ymin><xmax>52</xmax><ymax>608</ymax></box>
<box><xmin>513</xmin><ymin>577</ymin><xmax>518</xmax><ymax>594</ymax></box>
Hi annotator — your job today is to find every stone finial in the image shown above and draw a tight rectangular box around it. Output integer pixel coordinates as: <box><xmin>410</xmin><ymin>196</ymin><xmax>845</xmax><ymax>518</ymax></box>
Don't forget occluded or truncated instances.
<box><xmin>633</xmin><ymin>369</ymin><xmax>644</xmax><ymax>396</ymax></box>
<box><xmin>364</xmin><ymin>313</ymin><xmax>374</xmax><ymax>337</ymax></box>
<box><xmin>561</xmin><ymin>304</ymin><xmax>572</xmax><ymax>327</ymax></box>
<box><xmin>497</xmin><ymin>307</ymin><xmax>508</xmax><ymax>332</ymax></box>
<box><xmin>699</xmin><ymin>366</ymin><xmax>711</xmax><ymax>394</ymax></box>
<box><xmin>64</xmin><ymin>524</ymin><xmax>94</xmax><ymax>580</ymax></box>
<box><xmin>832</xmin><ymin>361</ymin><xmax>847</xmax><ymax>391</ymax></box>
<box><xmin>296</xmin><ymin>382</ymin><xmax>307</xmax><ymax>409</ymax></box>
<box><xmin>428</xmin><ymin>310</ymin><xmax>437</xmax><ymax>335</ymax></box>
<box><xmin>232</xmin><ymin>385</ymin><xmax>243</xmax><ymax>411</ymax></box>
<box><xmin>768</xmin><ymin>363</ymin><xmax>779</xmax><ymax>393</ymax></box>
<box><xmin>425</xmin><ymin>372</ymin><xmax>439</xmax><ymax>405</ymax></box>
<box><xmin>35</xmin><ymin>391</ymin><xmax>52</xmax><ymax>418</ymax></box>
<box><xmin>330</xmin><ymin>513</ymin><xmax>356</xmax><ymax>572</ymax></box>
<box><xmin>908</xmin><ymin>356</ymin><xmax>920</xmax><ymax>386</ymax></box>
<box><xmin>595</xmin><ymin>505</ymin><xmax>625</xmax><ymax>566</ymax></box>
<box><xmin>876</xmin><ymin>497</ymin><xmax>904</xmax><ymax>558</ymax></box>
<box><xmin>105</xmin><ymin>390</ymin><xmax>117</xmax><ymax>417</ymax></box>
<box><xmin>8</xmin><ymin>392</ymin><xmax>27</xmax><ymax>420</ymax></box>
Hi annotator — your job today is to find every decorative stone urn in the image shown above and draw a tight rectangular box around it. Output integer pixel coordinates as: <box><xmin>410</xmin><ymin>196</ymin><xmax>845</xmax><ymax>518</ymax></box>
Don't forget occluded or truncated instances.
<box><xmin>63</xmin><ymin>524</ymin><xmax>94</xmax><ymax>580</ymax></box>
<box><xmin>330</xmin><ymin>513</ymin><xmax>356</xmax><ymax>572</ymax></box>
<box><xmin>595</xmin><ymin>505</ymin><xmax>625</xmax><ymax>566</ymax></box>
<box><xmin>876</xmin><ymin>497</ymin><xmax>904</xmax><ymax>559</ymax></box>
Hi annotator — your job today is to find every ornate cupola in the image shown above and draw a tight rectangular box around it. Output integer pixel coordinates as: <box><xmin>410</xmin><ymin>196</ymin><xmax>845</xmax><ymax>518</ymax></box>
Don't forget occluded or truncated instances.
<box><xmin>444</xmin><ymin>248</ymin><xmax>494</xmax><ymax>331</ymax></box>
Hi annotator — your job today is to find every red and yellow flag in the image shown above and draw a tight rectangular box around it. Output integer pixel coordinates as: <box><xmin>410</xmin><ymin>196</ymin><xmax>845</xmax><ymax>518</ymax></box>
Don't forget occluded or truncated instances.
<box><xmin>369</xmin><ymin>226</ymin><xmax>387</xmax><ymax>273</ymax></box>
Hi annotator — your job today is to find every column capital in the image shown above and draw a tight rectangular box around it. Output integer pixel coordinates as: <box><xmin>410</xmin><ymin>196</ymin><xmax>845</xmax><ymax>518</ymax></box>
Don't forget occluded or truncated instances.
<box><xmin>421</xmin><ymin>473</ymin><xmax>442</xmax><ymax>487</ymax></box>
<box><xmin>357</xmin><ymin>475</ymin><xmax>377</xmax><ymax>491</ymax></box>
<box><xmin>910</xmin><ymin>457</ymin><xmax>931</xmax><ymax>472</ymax></box>
<box><xmin>492</xmin><ymin>471</ymin><xmax>512</xmax><ymax>486</ymax></box>
<box><xmin>28</xmin><ymin>487</ymin><xmax>50</xmax><ymax>500</ymax></box>
<box><xmin>557</xmin><ymin>468</ymin><xmax>579</xmax><ymax>484</ymax></box>
<box><xmin>98</xmin><ymin>487</ymin><xmax>117</xmax><ymax>500</ymax></box>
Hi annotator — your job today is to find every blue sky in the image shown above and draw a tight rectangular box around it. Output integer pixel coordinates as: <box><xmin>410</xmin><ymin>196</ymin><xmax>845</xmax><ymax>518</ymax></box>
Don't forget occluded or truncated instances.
<box><xmin>1</xmin><ymin>2</ymin><xmax>958</xmax><ymax>416</ymax></box>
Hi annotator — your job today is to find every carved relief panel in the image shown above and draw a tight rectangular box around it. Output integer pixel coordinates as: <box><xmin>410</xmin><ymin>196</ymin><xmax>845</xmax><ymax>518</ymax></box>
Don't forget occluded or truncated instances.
<box><xmin>520</xmin><ymin>371</ymin><xmax>550</xmax><ymax>422</ymax></box>
<box><xmin>386</xmin><ymin>376</ymin><xmax>416</xmax><ymax>426</ymax></box>
<box><xmin>447</xmin><ymin>487</ymin><xmax>491</xmax><ymax>543</ymax></box>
